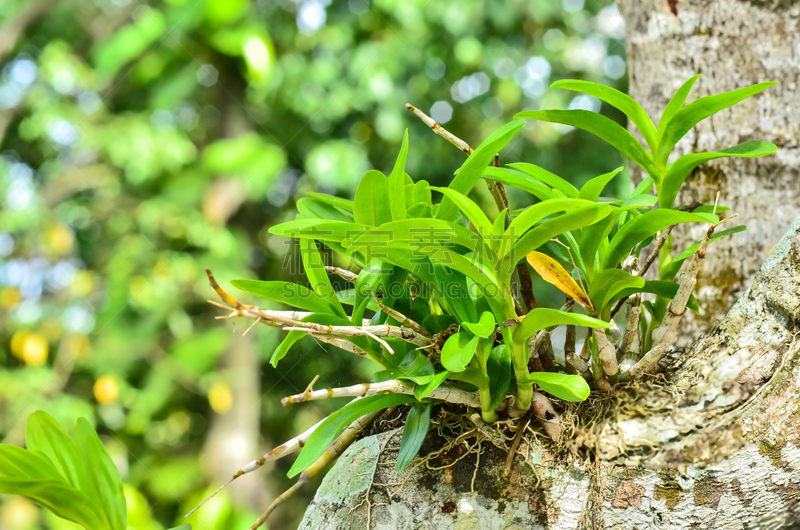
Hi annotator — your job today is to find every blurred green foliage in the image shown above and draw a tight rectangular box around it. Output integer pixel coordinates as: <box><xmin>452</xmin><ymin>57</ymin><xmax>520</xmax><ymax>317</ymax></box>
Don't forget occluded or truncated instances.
<box><xmin>0</xmin><ymin>0</ymin><xmax>626</xmax><ymax>527</ymax></box>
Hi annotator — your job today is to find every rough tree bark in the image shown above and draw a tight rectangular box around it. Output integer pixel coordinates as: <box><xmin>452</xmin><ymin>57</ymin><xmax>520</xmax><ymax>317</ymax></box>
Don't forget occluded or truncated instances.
<box><xmin>620</xmin><ymin>0</ymin><xmax>800</xmax><ymax>343</ymax></box>
<box><xmin>297</xmin><ymin>2</ymin><xmax>800</xmax><ymax>529</ymax></box>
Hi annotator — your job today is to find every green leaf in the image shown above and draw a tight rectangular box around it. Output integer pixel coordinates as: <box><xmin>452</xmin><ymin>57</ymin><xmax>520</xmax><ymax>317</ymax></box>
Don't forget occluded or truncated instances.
<box><xmin>589</xmin><ymin>269</ymin><xmax>645</xmax><ymax>316</ymax></box>
<box><xmin>505</xmin><ymin>204</ymin><xmax>613</xmax><ymax>271</ymax></box>
<box><xmin>307</xmin><ymin>192</ymin><xmax>354</xmax><ymax>212</ymax></box>
<box><xmin>389</xmin><ymin>130</ymin><xmax>409</xmax><ymax>220</ymax></box>
<box><xmin>614</xmin><ymin>280</ymin><xmax>700</xmax><ymax>313</ymax></box>
<box><xmin>515</xmin><ymin>110</ymin><xmax>661</xmax><ymax>180</ymax></box>
<box><xmin>230</xmin><ymin>280</ymin><xmax>339</xmax><ymax>314</ymax></box>
<box><xmin>354</xmin><ymin>170</ymin><xmax>392</xmax><ymax>226</ymax></box>
<box><xmin>482</xmin><ymin>166</ymin><xmax>555</xmax><ymax>201</ymax></box>
<box><xmin>551</xmin><ymin>80</ymin><xmax>658</xmax><ymax>152</ymax></box>
<box><xmin>296</xmin><ymin>198</ymin><xmax>353</xmax><ymax>222</ymax></box>
<box><xmin>269</xmin><ymin>219</ymin><xmax>367</xmax><ymax>244</ymax></box>
<box><xmin>0</xmin><ymin>478</ymin><xmax>107</xmax><ymax>529</ymax></box>
<box><xmin>520</xmin><ymin>373</ymin><xmax>590</xmax><ymax>402</ymax></box>
<box><xmin>660</xmin><ymin>141</ymin><xmax>777</xmax><ymax>208</ymax></box>
<box><xmin>435</xmin><ymin>265</ymin><xmax>477</xmax><ymax>323</ymax></box>
<box><xmin>486</xmin><ymin>345</ymin><xmax>512</xmax><ymax>409</ymax></box>
<box><xmin>414</xmin><ymin>371</ymin><xmax>450</xmax><ymax>400</ymax></box>
<box><xmin>430</xmin><ymin>187</ymin><xmax>492</xmax><ymax>237</ymax></box>
<box><xmin>578</xmin><ymin>167</ymin><xmax>623</xmax><ymax>202</ymax></box>
<box><xmin>374</xmin><ymin>350</ymin><xmax>434</xmax><ymax>385</ymax></box>
<box><xmin>512</xmin><ymin>308</ymin><xmax>610</xmax><ymax>344</ymax></box>
<box><xmin>578</xmin><ymin>195</ymin><xmax>658</xmax><ymax>277</ymax></box>
<box><xmin>660</xmin><ymin>226</ymin><xmax>746</xmax><ymax>280</ymax></box>
<box><xmin>168</xmin><ymin>526</ymin><xmax>193</xmax><ymax>530</ymax></box>
<box><xmin>74</xmin><ymin>418</ymin><xmax>126</xmax><ymax>530</ymax></box>
<box><xmin>632</xmin><ymin>176</ymin><xmax>654</xmax><ymax>196</ymax></box>
<box><xmin>289</xmin><ymin>394</ymin><xmax>416</xmax><ymax>477</ymax></box>
<box><xmin>269</xmin><ymin>313</ymin><xmax>356</xmax><ymax>367</ymax></box>
<box><xmin>656</xmin><ymin>81</ymin><xmax>778</xmax><ymax>166</ymax></box>
<box><xmin>25</xmin><ymin>411</ymin><xmax>86</xmax><ymax>493</ymax></box>
<box><xmin>461</xmin><ymin>311</ymin><xmax>496</xmax><ymax>338</ymax></box>
<box><xmin>605</xmin><ymin>210</ymin><xmax>718</xmax><ymax>269</ymax></box>
<box><xmin>0</xmin><ymin>444</ymin><xmax>64</xmax><ymax>481</ymax></box>
<box><xmin>440</xmin><ymin>332</ymin><xmax>479</xmax><ymax>372</ymax></box>
<box><xmin>413</xmin><ymin>180</ymin><xmax>432</xmax><ymax>205</ymax></box>
<box><xmin>506</xmin><ymin>198</ymin><xmax>593</xmax><ymax>247</ymax></box>
<box><xmin>656</xmin><ymin>74</ymin><xmax>702</xmax><ymax>142</ymax></box>
<box><xmin>507</xmin><ymin>163</ymin><xmax>578</xmax><ymax>197</ymax></box>
<box><xmin>436</xmin><ymin>119</ymin><xmax>525</xmax><ymax>221</ymax></box>
<box><xmin>396</xmin><ymin>402</ymin><xmax>433</xmax><ymax>472</ymax></box>
<box><xmin>300</xmin><ymin>238</ymin><xmax>347</xmax><ymax>318</ymax></box>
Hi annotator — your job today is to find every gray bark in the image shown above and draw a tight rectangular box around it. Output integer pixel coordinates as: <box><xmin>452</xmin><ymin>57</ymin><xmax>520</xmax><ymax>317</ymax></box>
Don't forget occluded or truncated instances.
<box><xmin>300</xmin><ymin>2</ymin><xmax>800</xmax><ymax>527</ymax></box>
<box><xmin>618</xmin><ymin>0</ymin><xmax>800</xmax><ymax>344</ymax></box>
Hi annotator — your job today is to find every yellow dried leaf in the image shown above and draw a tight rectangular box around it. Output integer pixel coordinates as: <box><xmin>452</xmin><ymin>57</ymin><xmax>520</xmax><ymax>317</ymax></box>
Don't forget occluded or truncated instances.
<box><xmin>526</xmin><ymin>251</ymin><xmax>592</xmax><ymax>310</ymax></box>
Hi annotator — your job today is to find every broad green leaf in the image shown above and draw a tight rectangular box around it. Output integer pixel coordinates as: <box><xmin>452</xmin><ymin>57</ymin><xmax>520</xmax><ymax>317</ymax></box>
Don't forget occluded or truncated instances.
<box><xmin>589</xmin><ymin>269</ymin><xmax>645</xmax><ymax>316</ymax></box>
<box><xmin>632</xmin><ymin>176</ymin><xmax>654</xmax><ymax>196</ymax></box>
<box><xmin>0</xmin><ymin>478</ymin><xmax>107</xmax><ymax>529</ymax></box>
<box><xmin>461</xmin><ymin>311</ymin><xmax>496</xmax><ymax>338</ymax></box>
<box><xmin>354</xmin><ymin>170</ymin><xmax>392</xmax><ymax>226</ymax></box>
<box><xmin>414</xmin><ymin>371</ymin><xmax>450</xmax><ymax>400</ymax></box>
<box><xmin>374</xmin><ymin>350</ymin><xmax>434</xmax><ymax>385</ymax></box>
<box><xmin>449</xmin><ymin>367</ymin><xmax>489</xmax><ymax>388</ymax></box>
<box><xmin>506</xmin><ymin>198</ymin><xmax>593</xmax><ymax>248</ymax></box>
<box><xmin>507</xmin><ymin>162</ymin><xmax>578</xmax><ymax>197</ymax></box>
<box><xmin>578</xmin><ymin>195</ymin><xmax>658</xmax><ymax>277</ymax></box>
<box><xmin>436</xmin><ymin>119</ymin><xmax>525</xmax><ymax>221</ymax></box>
<box><xmin>660</xmin><ymin>141</ymin><xmax>777</xmax><ymax>208</ymax></box>
<box><xmin>74</xmin><ymin>418</ymin><xmax>126</xmax><ymax>530</ymax></box>
<box><xmin>230</xmin><ymin>280</ymin><xmax>339</xmax><ymax>315</ymax></box>
<box><xmin>396</xmin><ymin>402</ymin><xmax>432</xmax><ymax>472</ymax></box>
<box><xmin>505</xmin><ymin>204</ymin><xmax>613</xmax><ymax>271</ymax></box>
<box><xmin>660</xmin><ymin>226</ymin><xmax>746</xmax><ymax>280</ymax></box>
<box><xmin>614</xmin><ymin>280</ymin><xmax>700</xmax><ymax>313</ymax></box>
<box><xmin>515</xmin><ymin>110</ymin><xmax>661</xmax><ymax>180</ymax></box>
<box><xmin>428</xmin><ymin>251</ymin><xmax>499</xmax><ymax>293</ymax></box>
<box><xmin>440</xmin><ymin>332</ymin><xmax>479</xmax><ymax>372</ymax></box>
<box><xmin>520</xmin><ymin>373</ymin><xmax>590</xmax><ymax>402</ymax></box>
<box><xmin>389</xmin><ymin>130</ymin><xmax>409</xmax><ymax>221</ymax></box>
<box><xmin>296</xmin><ymin>198</ymin><xmax>353</xmax><ymax>222</ymax></box>
<box><xmin>430</xmin><ymin>187</ymin><xmax>492</xmax><ymax>237</ymax></box>
<box><xmin>551</xmin><ymin>80</ymin><xmax>658</xmax><ymax>152</ymax></box>
<box><xmin>0</xmin><ymin>445</ymin><xmax>64</xmax><ymax>481</ymax></box>
<box><xmin>168</xmin><ymin>526</ymin><xmax>193</xmax><ymax>530</ymax></box>
<box><xmin>25</xmin><ymin>411</ymin><xmax>86</xmax><ymax>493</ymax></box>
<box><xmin>307</xmin><ymin>192</ymin><xmax>354</xmax><ymax>212</ymax></box>
<box><xmin>300</xmin><ymin>238</ymin><xmax>347</xmax><ymax>318</ymax></box>
<box><xmin>289</xmin><ymin>394</ymin><xmax>416</xmax><ymax>477</ymax></box>
<box><xmin>407</xmin><ymin>202</ymin><xmax>434</xmax><ymax>218</ymax></box>
<box><xmin>435</xmin><ymin>265</ymin><xmax>477</xmax><ymax>323</ymax></box>
<box><xmin>487</xmin><ymin>345</ymin><xmax>512</xmax><ymax>409</ymax></box>
<box><xmin>578</xmin><ymin>167</ymin><xmax>623</xmax><ymax>202</ymax></box>
<box><xmin>527</xmin><ymin>251</ymin><xmax>592</xmax><ymax>308</ymax></box>
<box><xmin>656</xmin><ymin>74</ymin><xmax>702</xmax><ymax>141</ymax></box>
<box><xmin>605</xmin><ymin>210</ymin><xmax>718</xmax><ymax>269</ymax></box>
<box><xmin>413</xmin><ymin>180</ymin><xmax>432</xmax><ymax>205</ymax></box>
<box><xmin>482</xmin><ymin>166</ymin><xmax>555</xmax><ymax>201</ymax></box>
<box><xmin>512</xmin><ymin>308</ymin><xmax>610</xmax><ymax>344</ymax></box>
<box><xmin>269</xmin><ymin>219</ymin><xmax>368</xmax><ymax>246</ymax></box>
<box><xmin>656</xmin><ymin>81</ymin><xmax>778</xmax><ymax>166</ymax></box>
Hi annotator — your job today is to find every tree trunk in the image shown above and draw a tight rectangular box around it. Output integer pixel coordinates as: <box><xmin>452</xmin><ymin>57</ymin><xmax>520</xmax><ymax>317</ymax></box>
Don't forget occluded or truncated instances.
<box><xmin>299</xmin><ymin>3</ymin><xmax>800</xmax><ymax>528</ymax></box>
<box><xmin>619</xmin><ymin>0</ymin><xmax>800</xmax><ymax>344</ymax></box>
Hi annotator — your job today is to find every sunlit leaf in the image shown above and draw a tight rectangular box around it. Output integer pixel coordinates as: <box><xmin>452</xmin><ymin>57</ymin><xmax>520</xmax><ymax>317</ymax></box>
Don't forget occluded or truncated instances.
<box><xmin>389</xmin><ymin>130</ymin><xmax>409</xmax><ymax>220</ymax></box>
<box><xmin>520</xmin><ymin>372</ymin><xmax>590</xmax><ymax>402</ymax></box>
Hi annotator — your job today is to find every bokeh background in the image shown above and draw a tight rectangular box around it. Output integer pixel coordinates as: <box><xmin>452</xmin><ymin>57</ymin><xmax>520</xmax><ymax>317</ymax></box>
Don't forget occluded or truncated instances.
<box><xmin>0</xmin><ymin>0</ymin><xmax>628</xmax><ymax>528</ymax></box>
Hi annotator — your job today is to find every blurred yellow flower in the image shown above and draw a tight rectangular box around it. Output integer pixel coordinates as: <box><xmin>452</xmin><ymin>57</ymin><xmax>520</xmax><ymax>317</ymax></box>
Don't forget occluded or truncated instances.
<box><xmin>70</xmin><ymin>270</ymin><xmax>94</xmax><ymax>297</ymax></box>
<box><xmin>208</xmin><ymin>381</ymin><xmax>233</xmax><ymax>414</ymax></box>
<box><xmin>46</xmin><ymin>223</ymin><xmax>74</xmax><ymax>255</ymax></box>
<box><xmin>94</xmin><ymin>375</ymin><xmax>120</xmax><ymax>404</ymax></box>
<box><xmin>11</xmin><ymin>331</ymin><xmax>49</xmax><ymax>366</ymax></box>
<box><xmin>0</xmin><ymin>286</ymin><xmax>21</xmax><ymax>309</ymax></box>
